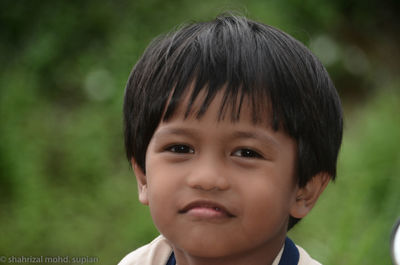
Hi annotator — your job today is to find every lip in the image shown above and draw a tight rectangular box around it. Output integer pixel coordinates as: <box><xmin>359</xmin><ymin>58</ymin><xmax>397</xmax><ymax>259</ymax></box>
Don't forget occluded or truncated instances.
<box><xmin>179</xmin><ymin>200</ymin><xmax>235</xmax><ymax>218</ymax></box>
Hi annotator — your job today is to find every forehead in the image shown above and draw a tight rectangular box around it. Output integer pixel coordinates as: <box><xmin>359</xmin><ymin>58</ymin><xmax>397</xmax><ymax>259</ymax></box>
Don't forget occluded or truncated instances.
<box><xmin>163</xmin><ymin>84</ymin><xmax>275</xmax><ymax>129</ymax></box>
<box><xmin>154</xmin><ymin>87</ymin><xmax>297</xmax><ymax>157</ymax></box>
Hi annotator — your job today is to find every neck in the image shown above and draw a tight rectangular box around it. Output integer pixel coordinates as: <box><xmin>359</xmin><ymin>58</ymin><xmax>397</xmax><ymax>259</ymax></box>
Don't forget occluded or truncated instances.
<box><xmin>172</xmin><ymin>237</ymin><xmax>285</xmax><ymax>265</ymax></box>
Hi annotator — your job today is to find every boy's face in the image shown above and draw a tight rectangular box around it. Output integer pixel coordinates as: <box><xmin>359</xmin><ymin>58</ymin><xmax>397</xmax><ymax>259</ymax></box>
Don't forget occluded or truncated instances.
<box><xmin>134</xmin><ymin>90</ymin><xmax>312</xmax><ymax>262</ymax></box>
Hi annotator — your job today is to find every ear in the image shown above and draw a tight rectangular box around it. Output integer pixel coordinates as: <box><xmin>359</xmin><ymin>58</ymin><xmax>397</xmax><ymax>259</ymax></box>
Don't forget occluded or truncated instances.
<box><xmin>290</xmin><ymin>172</ymin><xmax>330</xmax><ymax>219</ymax></box>
<box><xmin>131</xmin><ymin>159</ymin><xmax>149</xmax><ymax>205</ymax></box>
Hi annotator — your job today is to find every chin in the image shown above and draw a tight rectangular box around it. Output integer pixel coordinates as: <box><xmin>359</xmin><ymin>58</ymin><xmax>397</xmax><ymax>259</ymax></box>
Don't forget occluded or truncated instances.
<box><xmin>174</xmin><ymin>237</ymin><xmax>242</xmax><ymax>258</ymax></box>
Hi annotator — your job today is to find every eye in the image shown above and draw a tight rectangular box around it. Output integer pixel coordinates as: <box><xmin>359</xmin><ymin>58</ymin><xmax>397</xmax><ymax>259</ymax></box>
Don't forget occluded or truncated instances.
<box><xmin>166</xmin><ymin>144</ymin><xmax>195</xmax><ymax>154</ymax></box>
<box><xmin>232</xmin><ymin>148</ymin><xmax>263</xmax><ymax>159</ymax></box>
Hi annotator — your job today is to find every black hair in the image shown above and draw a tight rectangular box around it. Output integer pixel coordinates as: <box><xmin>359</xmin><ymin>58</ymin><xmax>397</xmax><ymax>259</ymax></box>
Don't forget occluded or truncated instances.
<box><xmin>123</xmin><ymin>14</ymin><xmax>343</xmax><ymax>229</ymax></box>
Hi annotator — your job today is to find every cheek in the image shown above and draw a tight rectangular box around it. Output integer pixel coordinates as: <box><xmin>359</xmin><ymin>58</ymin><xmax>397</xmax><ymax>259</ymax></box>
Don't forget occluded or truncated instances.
<box><xmin>147</xmin><ymin>184</ymin><xmax>172</xmax><ymax>233</ymax></box>
<box><xmin>239</xmin><ymin>179</ymin><xmax>294</xmax><ymax>235</ymax></box>
<box><xmin>145</xmin><ymin>166</ymin><xmax>180</xmax><ymax>230</ymax></box>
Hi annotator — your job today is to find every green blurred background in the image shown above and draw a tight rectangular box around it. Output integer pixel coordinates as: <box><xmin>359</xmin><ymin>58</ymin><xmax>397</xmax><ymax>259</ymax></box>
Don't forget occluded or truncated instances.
<box><xmin>0</xmin><ymin>1</ymin><xmax>399</xmax><ymax>264</ymax></box>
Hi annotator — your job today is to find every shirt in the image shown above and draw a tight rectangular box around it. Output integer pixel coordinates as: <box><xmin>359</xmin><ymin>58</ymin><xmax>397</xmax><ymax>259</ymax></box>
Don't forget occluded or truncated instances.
<box><xmin>118</xmin><ymin>235</ymin><xmax>322</xmax><ymax>265</ymax></box>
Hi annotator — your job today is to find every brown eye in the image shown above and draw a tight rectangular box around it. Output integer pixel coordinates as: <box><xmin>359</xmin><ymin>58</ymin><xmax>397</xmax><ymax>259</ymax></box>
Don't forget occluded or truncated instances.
<box><xmin>232</xmin><ymin>148</ymin><xmax>263</xmax><ymax>159</ymax></box>
<box><xmin>166</xmin><ymin>144</ymin><xmax>195</xmax><ymax>154</ymax></box>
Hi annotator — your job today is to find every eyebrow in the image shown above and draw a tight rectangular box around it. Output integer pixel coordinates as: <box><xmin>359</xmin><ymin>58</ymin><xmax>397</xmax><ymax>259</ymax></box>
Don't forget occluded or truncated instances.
<box><xmin>153</xmin><ymin>127</ymin><xmax>200</xmax><ymax>140</ymax></box>
<box><xmin>230</xmin><ymin>131</ymin><xmax>279</xmax><ymax>147</ymax></box>
<box><xmin>154</xmin><ymin>127</ymin><xmax>279</xmax><ymax>147</ymax></box>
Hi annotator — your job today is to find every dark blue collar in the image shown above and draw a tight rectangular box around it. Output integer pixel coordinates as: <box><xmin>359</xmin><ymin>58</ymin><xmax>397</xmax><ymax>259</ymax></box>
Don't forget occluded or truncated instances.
<box><xmin>278</xmin><ymin>237</ymin><xmax>300</xmax><ymax>265</ymax></box>
<box><xmin>166</xmin><ymin>237</ymin><xmax>299</xmax><ymax>265</ymax></box>
<box><xmin>166</xmin><ymin>252</ymin><xmax>176</xmax><ymax>265</ymax></box>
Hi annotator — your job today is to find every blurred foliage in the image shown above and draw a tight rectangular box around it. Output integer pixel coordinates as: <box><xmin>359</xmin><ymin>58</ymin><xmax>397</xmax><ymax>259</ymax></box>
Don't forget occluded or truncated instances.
<box><xmin>0</xmin><ymin>0</ymin><xmax>399</xmax><ymax>264</ymax></box>
<box><xmin>290</xmin><ymin>87</ymin><xmax>400</xmax><ymax>264</ymax></box>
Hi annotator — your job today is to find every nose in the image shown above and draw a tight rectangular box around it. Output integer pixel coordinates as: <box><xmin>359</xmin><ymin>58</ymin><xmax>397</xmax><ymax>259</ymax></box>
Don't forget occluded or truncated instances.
<box><xmin>186</xmin><ymin>155</ymin><xmax>230</xmax><ymax>191</ymax></box>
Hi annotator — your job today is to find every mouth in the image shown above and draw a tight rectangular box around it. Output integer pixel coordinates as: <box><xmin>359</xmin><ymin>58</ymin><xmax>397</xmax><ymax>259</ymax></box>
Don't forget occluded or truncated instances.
<box><xmin>179</xmin><ymin>200</ymin><xmax>235</xmax><ymax>218</ymax></box>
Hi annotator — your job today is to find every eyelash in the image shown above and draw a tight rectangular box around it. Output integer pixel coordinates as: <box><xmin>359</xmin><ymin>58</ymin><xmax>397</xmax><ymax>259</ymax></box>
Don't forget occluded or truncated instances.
<box><xmin>165</xmin><ymin>144</ymin><xmax>263</xmax><ymax>159</ymax></box>
<box><xmin>165</xmin><ymin>144</ymin><xmax>195</xmax><ymax>154</ymax></box>
<box><xmin>232</xmin><ymin>148</ymin><xmax>263</xmax><ymax>159</ymax></box>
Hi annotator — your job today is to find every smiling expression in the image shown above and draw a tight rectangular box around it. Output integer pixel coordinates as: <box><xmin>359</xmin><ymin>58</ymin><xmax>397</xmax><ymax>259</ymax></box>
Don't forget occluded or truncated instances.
<box><xmin>134</xmin><ymin>90</ymin><xmax>307</xmax><ymax>264</ymax></box>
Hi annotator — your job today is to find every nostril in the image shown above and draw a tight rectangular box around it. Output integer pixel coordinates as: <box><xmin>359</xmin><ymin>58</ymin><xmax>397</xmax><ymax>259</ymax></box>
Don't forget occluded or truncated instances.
<box><xmin>193</xmin><ymin>184</ymin><xmax>218</xmax><ymax>191</ymax></box>
<box><xmin>186</xmin><ymin>158</ymin><xmax>230</xmax><ymax>191</ymax></box>
<box><xmin>188</xmin><ymin>174</ymin><xmax>230</xmax><ymax>191</ymax></box>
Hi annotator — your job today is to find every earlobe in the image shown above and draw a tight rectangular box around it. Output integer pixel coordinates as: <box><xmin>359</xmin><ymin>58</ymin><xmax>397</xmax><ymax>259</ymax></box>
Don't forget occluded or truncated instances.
<box><xmin>290</xmin><ymin>172</ymin><xmax>330</xmax><ymax>219</ymax></box>
<box><xmin>131</xmin><ymin>159</ymin><xmax>149</xmax><ymax>205</ymax></box>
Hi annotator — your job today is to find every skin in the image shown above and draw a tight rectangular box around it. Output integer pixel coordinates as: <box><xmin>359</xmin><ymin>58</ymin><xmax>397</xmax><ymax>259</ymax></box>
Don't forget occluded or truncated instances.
<box><xmin>133</xmin><ymin>90</ymin><xmax>330</xmax><ymax>265</ymax></box>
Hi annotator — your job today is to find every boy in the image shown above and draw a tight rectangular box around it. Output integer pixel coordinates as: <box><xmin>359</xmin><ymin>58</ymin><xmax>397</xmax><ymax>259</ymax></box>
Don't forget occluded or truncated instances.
<box><xmin>119</xmin><ymin>14</ymin><xmax>343</xmax><ymax>265</ymax></box>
